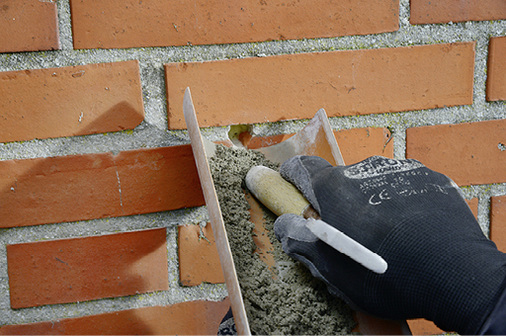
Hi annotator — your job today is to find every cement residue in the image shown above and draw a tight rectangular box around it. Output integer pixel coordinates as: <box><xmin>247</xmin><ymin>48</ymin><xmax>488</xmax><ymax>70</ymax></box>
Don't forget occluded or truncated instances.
<box><xmin>209</xmin><ymin>145</ymin><xmax>355</xmax><ymax>335</ymax></box>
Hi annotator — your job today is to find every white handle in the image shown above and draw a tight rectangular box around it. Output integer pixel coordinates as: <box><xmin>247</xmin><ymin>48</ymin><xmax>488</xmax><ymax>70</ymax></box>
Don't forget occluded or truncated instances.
<box><xmin>305</xmin><ymin>218</ymin><xmax>388</xmax><ymax>274</ymax></box>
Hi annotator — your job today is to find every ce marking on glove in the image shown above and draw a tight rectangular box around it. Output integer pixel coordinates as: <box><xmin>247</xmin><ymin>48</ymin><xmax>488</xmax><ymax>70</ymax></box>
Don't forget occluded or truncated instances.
<box><xmin>368</xmin><ymin>183</ymin><xmax>449</xmax><ymax>206</ymax></box>
<box><xmin>368</xmin><ymin>189</ymin><xmax>391</xmax><ymax>205</ymax></box>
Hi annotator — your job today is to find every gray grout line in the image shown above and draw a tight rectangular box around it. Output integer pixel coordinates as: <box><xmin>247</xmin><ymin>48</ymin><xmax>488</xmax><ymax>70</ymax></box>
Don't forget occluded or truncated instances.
<box><xmin>478</xmin><ymin>194</ymin><xmax>492</xmax><ymax>236</ymax></box>
<box><xmin>56</xmin><ymin>0</ymin><xmax>73</xmax><ymax>51</ymax></box>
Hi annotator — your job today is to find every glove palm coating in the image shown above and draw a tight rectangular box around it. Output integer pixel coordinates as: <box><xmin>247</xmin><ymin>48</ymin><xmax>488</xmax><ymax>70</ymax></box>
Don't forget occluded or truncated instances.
<box><xmin>274</xmin><ymin>156</ymin><xmax>506</xmax><ymax>335</ymax></box>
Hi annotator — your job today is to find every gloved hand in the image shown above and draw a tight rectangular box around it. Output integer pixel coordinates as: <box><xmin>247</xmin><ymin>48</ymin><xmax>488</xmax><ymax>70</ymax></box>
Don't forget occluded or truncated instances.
<box><xmin>274</xmin><ymin>155</ymin><xmax>506</xmax><ymax>335</ymax></box>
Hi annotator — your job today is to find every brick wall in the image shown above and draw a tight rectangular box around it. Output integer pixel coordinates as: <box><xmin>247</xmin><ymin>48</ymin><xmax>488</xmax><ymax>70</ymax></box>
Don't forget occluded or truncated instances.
<box><xmin>0</xmin><ymin>0</ymin><xmax>504</xmax><ymax>334</ymax></box>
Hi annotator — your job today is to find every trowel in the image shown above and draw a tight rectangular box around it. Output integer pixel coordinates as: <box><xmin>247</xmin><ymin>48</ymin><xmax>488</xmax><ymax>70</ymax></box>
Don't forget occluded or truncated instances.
<box><xmin>245</xmin><ymin>165</ymin><xmax>388</xmax><ymax>274</ymax></box>
<box><xmin>183</xmin><ymin>87</ymin><xmax>410</xmax><ymax>335</ymax></box>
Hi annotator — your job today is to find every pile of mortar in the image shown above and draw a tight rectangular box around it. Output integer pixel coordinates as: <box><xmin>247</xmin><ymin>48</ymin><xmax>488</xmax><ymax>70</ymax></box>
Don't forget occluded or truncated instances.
<box><xmin>209</xmin><ymin>144</ymin><xmax>355</xmax><ymax>335</ymax></box>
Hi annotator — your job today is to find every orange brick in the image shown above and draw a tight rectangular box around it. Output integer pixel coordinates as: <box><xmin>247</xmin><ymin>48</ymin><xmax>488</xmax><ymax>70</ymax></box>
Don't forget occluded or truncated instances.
<box><xmin>166</xmin><ymin>42</ymin><xmax>475</xmax><ymax>129</ymax></box>
<box><xmin>70</xmin><ymin>0</ymin><xmax>399</xmax><ymax>49</ymax></box>
<box><xmin>486</xmin><ymin>36</ymin><xmax>506</xmax><ymax>101</ymax></box>
<box><xmin>0</xmin><ymin>60</ymin><xmax>144</xmax><ymax>143</ymax></box>
<box><xmin>246</xmin><ymin>192</ymin><xmax>276</xmax><ymax>270</ymax></box>
<box><xmin>0</xmin><ymin>146</ymin><xmax>205</xmax><ymax>228</ymax></box>
<box><xmin>334</xmin><ymin>128</ymin><xmax>394</xmax><ymax>164</ymax></box>
<box><xmin>0</xmin><ymin>0</ymin><xmax>59</xmax><ymax>53</ymax></box>
<box><xmin>246</xmin><ymin>134</ymin><xmax>294</xmax><ymax>149</ymax></box>
<box><xmin>466</xmin><ymin>198</ymin><xmax>479</xmax><ymax>219</ymax></box>
<box><xmin>406</xmin><ymin>119</ymin><xmax>506</xmax><ymax>186</ymax></box>
<box><xmin>113</xmin><ymin>146</ymin><xmax>205</xmax><ymax>216</ymax></box>
<box><xmin>7</xmin><ymin>229</ymin><xmax>168</xmax><ymax>309</ymax></box>
<box><xmin>0</xmin><ymin>298</ymin><xmax>230</xmax><ymax>335</ymax></box>
<box><xmin>410</xmin><ymin>0</ymin><xmax>506</xmax><ymax>24</ymax></box>
<box><xmin>178</xmin><ymin>224</ymin><xmax>225</xmax><ymax>286</ymax></box>
<box><xmin>247</xmin><ymin>127</ymin><xmax>394</xmax><ymax>164</ymax></box>
<box><xmin>490</xmin><ymin>195</ymin><xmax>506</xmax><ymax>253</ymax></box>
<box><xmin>407</xmin><ymin>318</ymin><xmax>445</xmax><ymax>335</ymax></box>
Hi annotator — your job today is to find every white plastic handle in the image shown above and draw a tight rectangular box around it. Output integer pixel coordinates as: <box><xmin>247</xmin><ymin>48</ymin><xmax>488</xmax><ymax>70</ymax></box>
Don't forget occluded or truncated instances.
<box><xmin>305</xmin><ymin>218</ymin><xmax>388</xmax><ymax>274</ymax></box>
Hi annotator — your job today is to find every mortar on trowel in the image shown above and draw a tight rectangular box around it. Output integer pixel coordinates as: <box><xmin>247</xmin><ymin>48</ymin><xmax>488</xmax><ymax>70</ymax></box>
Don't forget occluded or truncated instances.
<box><xmin>183</xmin><ymin>87</ymin><xmax>410</xmax><ymax>335</ymax></box>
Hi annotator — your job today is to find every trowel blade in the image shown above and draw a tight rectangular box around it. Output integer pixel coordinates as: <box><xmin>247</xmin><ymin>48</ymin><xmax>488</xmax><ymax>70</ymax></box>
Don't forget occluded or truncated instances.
<box><xmin>256</xmin><ymin>109</ymin><xmax>345</xmax><ymax>166</ymax></box>
<box><xmin>183</xmin><ymin>87</ymin><xmax>251</xmax><ymax>336</ymax></box>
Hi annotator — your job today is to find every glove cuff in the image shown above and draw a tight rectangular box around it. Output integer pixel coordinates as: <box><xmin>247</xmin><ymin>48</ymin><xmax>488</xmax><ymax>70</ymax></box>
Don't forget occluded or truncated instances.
<box><xmin>478</xmin><ymin>279</ymin><xmax>506</xmax><ymax>335</ymax></box>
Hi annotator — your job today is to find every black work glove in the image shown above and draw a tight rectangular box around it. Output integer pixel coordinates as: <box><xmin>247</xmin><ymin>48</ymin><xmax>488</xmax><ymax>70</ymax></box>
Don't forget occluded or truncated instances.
<box><xmin>217</xmin><ymin>308</ymin><xmax>237</xmax><ymax>335</ymax></box>
<box><xmin>274</xmin><ymin>155</ymin><xmax>506</xmax><ymax>335</ymax></box>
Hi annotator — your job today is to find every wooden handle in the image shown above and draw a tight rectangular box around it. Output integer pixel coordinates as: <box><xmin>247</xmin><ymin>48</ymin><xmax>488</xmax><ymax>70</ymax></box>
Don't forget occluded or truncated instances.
<box><xmin>245</xmin><ymin>165</ymin><xmax>319</xmax><ymax>218</ymax></box>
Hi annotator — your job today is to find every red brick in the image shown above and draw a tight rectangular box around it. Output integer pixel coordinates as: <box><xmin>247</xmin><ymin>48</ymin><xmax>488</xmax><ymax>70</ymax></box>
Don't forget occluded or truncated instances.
<box><xmin>353</xmin><ymin>313</ymin><xmax>410</xmax><ymax>335</ymax></box>
<box><xmin>486</xmin><ymin>36</ymin><xmax>506</xmax><ymax>101</ymax></box>
<box><xmin>0</xmin><ymin>146</ymin><xmax>205</xmax><ymax>228</ymax></box>
<box><xmin>165</xmin><ymin>42</ymin><xmax>475</xmax><ymax>129</ymax></box>
<box><xmin>0</xmin><ymin>60</ymin><xmax>144</xmax><ymax>143</ymax></box>
<box><xmin>0</xmin><ymin>0</ymin><xmax>59</xmax><ymax>53</ymax></box>
<box><xmin>334</xmin><ymin>128</ymin><xmax>394</xmax><ymax>164</ymax></box>
<box><xmin>246</xmin><ymin>134</ymin><xmax>295</xmax><ymax>149</ymax></box>
<box><xmin>113</xmin><ymin>146</ymin><xmax>205</xmax><ymax>216</ymax></box>
<box><xmin>410</xmin><ymin>0</ymin><xmax>506</xmax><ymax>24</ymax></box>
<box><xmin>406</xmin><ymin>119</ymin><xmax>506</xmax><ymax>186</ymax></box>
<box><xmin>7</xmin><ymin>229</ymin><xmax>168</xmax><ymax>309</ymax></box>
<box><xmin>246</xmin><ymin>192</ymin><xmax>276</xmax><ymax>270</ymax></box>
<box><xmin>0</xmin><ymin>298</ymin><xmax>230</xmax><ymax>335</ymax></box>
<box><xmin>407</xmin><ymin>319</ymin><xmax>445</xmax><ymax>335</ymax></box>
<box><xmin>466</xmin><ymin>198</ymin><xmax>479</xmax><ymax>219</ymax></box>
<box><xmin>490</xmin><ymin>195</ymin><xmax>506</xmax><ymax>253</ymax></box>
<box><xmin>70</xmin><ymin>0</ymin><xmax>399</xmax><ymax>49</ymax></box>
<box><xmin>178</xmin><ymin>224</ymin><xmax>225</xmax><ymax>286</ymax></box>
<box><xmin>247</xmin><ymin>127</ymin><xmax>394</xmax><ymax>164</ymax></box>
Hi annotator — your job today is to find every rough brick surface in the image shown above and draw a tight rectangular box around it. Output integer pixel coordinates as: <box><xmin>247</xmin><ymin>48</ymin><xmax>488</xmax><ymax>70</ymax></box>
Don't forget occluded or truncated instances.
<box><xmin>246</xmin><ymin>191</ymin><xmax>276</xmax><ymax>270</ymax></box>
<box><xmin>70</xmin><ymin>0</ymin><xmax>399</xmax><ymax>49</ymax></box>
<box><xmin>7</xmin><ymin>229</ymin><xmax>168</xmax><ymax>309</ymax></box>
<box><xmin>486</xmin><ymin>36</ymin><xmax>506</xmax><ymax>101</ymax></box>
<box><xmin>407</xmin><ymin>319</ymin><xmax>444</xmax><ymax>335</ymax></box>
<box><xmin>178</xmin><ymin>224</ymin><xmax>225</xmax><ymax>286</ymax></box>
<box><xmin>334</xmin><ymin>128</ymin><xmax>394</xmax><ymax>164</ymax></box>
<box><xmin>0</xmin><ymin>146</ymin><xmax>205</xmax><ymax>228</ymax></box>
<box><xmin>467</xmin><ymin>198</ymin><xmax>479</xmax><ymax>219</ymax></box>
<box><xmin>166</xmin><ymin>42</ymin><xmax>475</xmax><ymax>129</ymax></box>
<box><xmin>410</xmin><ymin>0</ymin><xmax>506</xmax><ymax>24</ymax></box>
<box><xmin>0</xmin><ymin>0</ymin><xmax>59</xmax><ymax>53</ymax></box>
<box><xmin>406</xmin><ymin>119</ymin><xmax>506</xmax><ymax>186</ymax></box>
<box><xmin>490</xmin><ymin>196</ymin><xmax>506</xmax><ymax>253</ymax></box>
<box><xmin>0</xmin><ymin>298</ymin><xmax>230</xmax><ymax>335</ymax></box>
<box><xmin>0</xmin><ymin>60</ymin><xmax>144</xmax><ymax>143</ymax></box>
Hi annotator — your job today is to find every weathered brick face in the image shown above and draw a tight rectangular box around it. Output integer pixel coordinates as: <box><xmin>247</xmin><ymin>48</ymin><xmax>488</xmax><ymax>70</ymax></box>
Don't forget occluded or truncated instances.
<box><xmin>165</xmin><ymin>43</ymin><xmax>475</xmax><ymax>129</ymax></box>
<box><xmin>69</xmin><ymin>0</ymin><xmax>399</xmax><ymax>49</ymax></box>
<box><xmin>0</xmin><ymin>0</ymin><xmax>60</xmax><ymax>53</ymax></box>
<box><xmin>0</xmin><ymin>60</ymin><xmax>145</xmax><ymax>142</ymax></box>
<box><xmin>0</xmin><ymin>0</ymin><xmax>504</xmax><ymax>334</ymax></box>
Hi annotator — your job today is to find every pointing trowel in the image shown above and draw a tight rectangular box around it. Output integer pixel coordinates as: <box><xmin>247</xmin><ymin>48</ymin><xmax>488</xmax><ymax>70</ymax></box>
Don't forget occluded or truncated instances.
<box><xmin>245</xmin><ymin>165</ymin><xmax>388</xmax><ymax>274</ymax></box>
<box><xmin>183</xmin><ymin>87</ymin><xmax>410</xmax><ymax>335</ymax></box>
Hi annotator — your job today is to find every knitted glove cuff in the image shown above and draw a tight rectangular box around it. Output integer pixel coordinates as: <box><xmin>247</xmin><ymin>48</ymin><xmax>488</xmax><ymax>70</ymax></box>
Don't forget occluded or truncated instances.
<box><xmin>479</xmin><ymin>283</ymin><xmax>506</xmax><ymax>335</ymax></box>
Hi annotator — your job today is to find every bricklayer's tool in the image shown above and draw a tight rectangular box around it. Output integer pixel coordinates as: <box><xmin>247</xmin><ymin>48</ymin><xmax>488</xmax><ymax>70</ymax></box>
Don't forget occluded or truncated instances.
<box><xmin>183</xmin><ymin>87</ymin><xmax>410</xmax><ymax>335</ymax></box>
<box><xmin>245</xmin><ymin>165</ymin><xmax>388</xmax><ymax>274</ymax></box>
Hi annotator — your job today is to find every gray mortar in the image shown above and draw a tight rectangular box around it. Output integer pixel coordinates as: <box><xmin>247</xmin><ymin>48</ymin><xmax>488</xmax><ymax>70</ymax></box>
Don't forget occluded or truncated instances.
<box><xmin>209</xmin><ymin>145</ymin><xmax>355</xmax><ymax>335</ymax></box>
<box><xmin>0</xmin><ymin>0</ymin><xmax>504</xmax><ymax>327</ymax></box>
